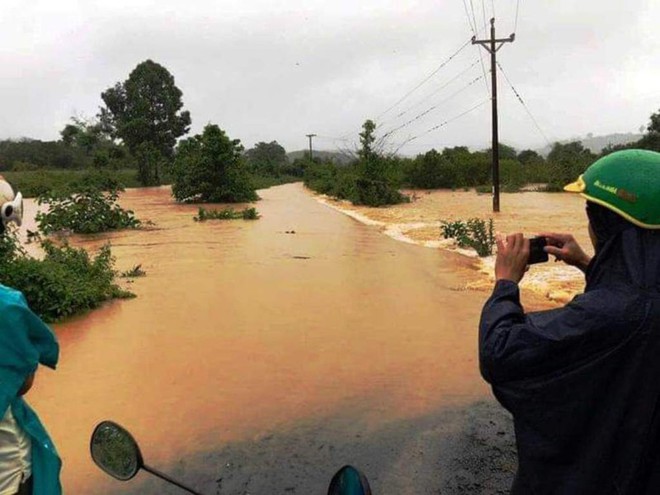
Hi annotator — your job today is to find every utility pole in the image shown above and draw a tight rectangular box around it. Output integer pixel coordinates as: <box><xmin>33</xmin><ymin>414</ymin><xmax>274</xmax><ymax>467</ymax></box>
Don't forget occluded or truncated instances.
<box><xmin>472</xmin><ymin>18</ymin><xmax>514</xmax><ymax>213</ymax></box>
<box><xmin>306</xmin><ymin>133</ymin><xmax>317</xmax><ymax>161</ymax></box>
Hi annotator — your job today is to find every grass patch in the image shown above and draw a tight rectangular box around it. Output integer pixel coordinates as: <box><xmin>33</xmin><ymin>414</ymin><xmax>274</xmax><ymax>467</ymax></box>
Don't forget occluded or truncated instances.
<box><xmin>3</xmin><ymin>169</ymin><xmax>141</xmax><ymax>198</ymax></box>
<box><xmin>193</xmin><ymin>207</ymin><xmax>261</xmax><ymax>222</ymax></box>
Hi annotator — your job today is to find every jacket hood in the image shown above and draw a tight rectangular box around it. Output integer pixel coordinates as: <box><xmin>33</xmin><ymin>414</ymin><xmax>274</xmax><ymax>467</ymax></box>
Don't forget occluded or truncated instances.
<box><xmin>586</xmin><ymin>201</ymin><xmax>660</xmax><ymax>291</ymax></box>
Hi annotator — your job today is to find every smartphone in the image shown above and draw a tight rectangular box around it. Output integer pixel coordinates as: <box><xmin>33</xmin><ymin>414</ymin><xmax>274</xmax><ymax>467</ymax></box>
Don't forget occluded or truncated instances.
<box><xmin>528</xmin><ymin>237</ymin><xmax>549</xmax><ymax>264</ymax></box>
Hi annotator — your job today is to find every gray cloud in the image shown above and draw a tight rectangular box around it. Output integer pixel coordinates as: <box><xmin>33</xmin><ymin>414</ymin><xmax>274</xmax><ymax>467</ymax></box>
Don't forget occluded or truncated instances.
<box><xmin>0</xmin><ymin>0</ymin><xmax>657</xmax><ymax>154</ymax></box>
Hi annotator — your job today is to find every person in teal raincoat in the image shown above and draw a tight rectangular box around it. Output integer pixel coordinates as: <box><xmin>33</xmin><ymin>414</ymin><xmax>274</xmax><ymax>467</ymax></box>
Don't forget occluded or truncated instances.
<box><xmin>0</xmin><ymin>177</ymin><xmax>61</xmax><ymax>494</ymax></box>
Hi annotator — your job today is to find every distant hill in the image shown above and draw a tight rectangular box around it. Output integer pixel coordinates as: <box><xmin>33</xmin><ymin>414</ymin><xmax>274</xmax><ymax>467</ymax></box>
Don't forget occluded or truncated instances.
<box><xmin>287</xmin><ymin>149</ymin><xmax>355</xmax><ymax>165</ymax></box>
<box><xmin>538</xmin><ymin>132</ymin><xmax>643</xmax><ymax>156</ymax></box>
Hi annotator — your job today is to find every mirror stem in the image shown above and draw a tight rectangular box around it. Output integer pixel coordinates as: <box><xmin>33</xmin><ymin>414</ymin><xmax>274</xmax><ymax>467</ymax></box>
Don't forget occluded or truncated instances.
<box><xmin>142</xmin><ymin>464</ymin><xmax>205</xmax><ymax>495</ymax></box>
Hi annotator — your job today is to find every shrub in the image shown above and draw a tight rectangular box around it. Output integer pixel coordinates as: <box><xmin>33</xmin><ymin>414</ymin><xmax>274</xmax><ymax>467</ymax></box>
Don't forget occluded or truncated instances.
<box><xmin>193</xmin><ymin>207</ymin><xmax>260</xmax><ymax>222</ymax></box>
<box><xmin>171</xmin><ymin>124</ymin><xmax>258</xmax><ymax>203</ymax></box>
<box><xmin>36</xmin><ymin>187</ymin><xmax>141</xmax><ymax>235</ymax></box>
<box><xmin>0</xmin><ymin>231</ymin><xmax>133</xmax><ymax>322</ymax></box>
<box><xmin>441</xmin><ymin>218</ymin><xmax>495</xmax><ymax>257</ymax></box>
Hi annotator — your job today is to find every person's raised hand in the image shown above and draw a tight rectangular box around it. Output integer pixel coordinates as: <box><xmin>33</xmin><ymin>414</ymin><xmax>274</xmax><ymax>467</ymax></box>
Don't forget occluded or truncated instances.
<box><xmin>495</xmin><ymin>233</ymin><xmax>530</xmax><ymax>284</ymax></box>
<box><xmin>539</xmin><ymin>232</ymin><xmax>591</xmax><ymax>272</ymax></box>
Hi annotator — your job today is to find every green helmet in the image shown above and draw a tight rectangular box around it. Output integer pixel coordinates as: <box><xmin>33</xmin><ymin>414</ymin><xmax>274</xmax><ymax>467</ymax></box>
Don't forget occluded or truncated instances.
<box><xmin>564</xmin><ymin>149</ymin><xmax>660</xmax><ymax>229</ymax></box>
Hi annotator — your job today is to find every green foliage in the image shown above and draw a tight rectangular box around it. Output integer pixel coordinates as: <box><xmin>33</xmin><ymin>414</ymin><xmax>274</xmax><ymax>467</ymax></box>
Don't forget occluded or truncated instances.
<box><xmin>36</xmin><ymin>188</ymin><xmax>141</xmax><ymax>235</ymax></box>
<box><xmin>100</xmin><ymin>59</ymin><xmax>191</xmax><ymax>186</ymax></box>
<box><xmin>441</xmin><ymin>218</ymin><xmax>495</xmax><ymax>257</ymax></box>
<box><xmin>546</xmin><ymin>141</ymin><xmax>596</xmax><ymax>191</ymax></box>
<box><xmin>193</xmin><ymin>206</ymin><xmax>260</xmax><ymax>221</ymax></box>
<box><xmin>172</xmin><ymin>124</ymin><xmax>258</xmax><ymax>203</ymax></box>
<box><xmin>3</xmin><ymin>169</ymin><xmax>140</xmax><ymax>198</ymax></box>
<box><xmin>352</xmin><ymin>120</ymin><xmax>408</xmax><ymax>206</ymax></box>
<box><xmin>0</xmin><ymin>233</ymin><xmax>133</xmax><ymax>322</ymax></box>
<box><xmin>244</xmin><ymin>141</ymin><xmax>289</xmax><ymax>177</ymax></box>
<box><xmin>242</xmin><ymin>207</ymin><xmax>260</xmax><ymax>220</ymax></box>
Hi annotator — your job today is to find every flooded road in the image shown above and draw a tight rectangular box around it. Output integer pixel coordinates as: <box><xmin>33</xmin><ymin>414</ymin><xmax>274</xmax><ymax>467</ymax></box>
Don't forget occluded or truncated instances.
<box><xmin>28</xmin><ymin>183</ymin><xmax>492</xmax><ymax>493</ymax></box>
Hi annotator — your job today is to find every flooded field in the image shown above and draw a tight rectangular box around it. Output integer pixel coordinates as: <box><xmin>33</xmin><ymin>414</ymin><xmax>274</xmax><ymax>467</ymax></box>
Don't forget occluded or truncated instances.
<box><xmin>27</xmin><ymin>183</ymin><xmax>503</xmax><ymax>493</ymax></box>
<box><xmin>318</xmin><ymin>188</ymin><xmax>593</xmax><ymax>304</ymax></box>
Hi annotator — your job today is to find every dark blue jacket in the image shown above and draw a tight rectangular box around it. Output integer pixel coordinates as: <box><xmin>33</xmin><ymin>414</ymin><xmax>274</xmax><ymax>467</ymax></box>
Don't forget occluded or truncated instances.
<box><xmin>480</xmin><ymin>225</ymin><xmax>660</xmax><ymax>494</ymax></box>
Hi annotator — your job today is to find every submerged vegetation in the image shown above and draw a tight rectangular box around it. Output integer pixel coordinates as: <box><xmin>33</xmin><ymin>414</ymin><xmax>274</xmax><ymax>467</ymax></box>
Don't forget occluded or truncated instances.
<box><xmin>193</xmin><ymin>206</ymin><xmax>260</xmax><ymax>221</ymax></box>
<box><xmin>441</xmin><ymin>218</ymin><xmax>495</xmax><ymax>257</ymax></box>
<box><xmin>0</xmin><ymin>229</ymin><xmax>133</xmax><ymax>322</ymax></box>
<box><xmin>36</xmin><ymin>187</ymin><xmax>141</xmax><ymax>235</ymax></box>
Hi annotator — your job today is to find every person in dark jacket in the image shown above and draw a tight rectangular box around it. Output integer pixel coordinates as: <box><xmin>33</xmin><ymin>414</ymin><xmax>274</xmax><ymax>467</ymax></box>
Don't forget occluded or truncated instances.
<box><xmin>479</xmin><ymin>149</ymin><xmax>660</xmax><ymax>494</ymax></box>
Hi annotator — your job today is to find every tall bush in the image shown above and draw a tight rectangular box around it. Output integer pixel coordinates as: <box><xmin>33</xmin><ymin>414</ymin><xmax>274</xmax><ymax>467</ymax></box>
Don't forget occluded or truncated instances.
<box><xmin>171</xmin><ymin>124</ymin><xmax>258</xmax><ymax>203</ymax></box>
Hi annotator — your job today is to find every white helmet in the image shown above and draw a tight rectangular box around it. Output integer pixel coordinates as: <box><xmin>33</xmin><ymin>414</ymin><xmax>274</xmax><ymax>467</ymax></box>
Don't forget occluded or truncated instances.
<box><xmin>0</xmin><ymin>176</ymin><xmax>23</xmax><ymax>235</ymax></box>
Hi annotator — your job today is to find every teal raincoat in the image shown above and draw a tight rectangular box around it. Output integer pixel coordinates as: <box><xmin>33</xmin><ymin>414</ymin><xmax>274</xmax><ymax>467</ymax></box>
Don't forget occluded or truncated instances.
<box><xmin>0</xmin><ymin>284</ymin><xmax>61</xmax><ymax>494</ymax></box>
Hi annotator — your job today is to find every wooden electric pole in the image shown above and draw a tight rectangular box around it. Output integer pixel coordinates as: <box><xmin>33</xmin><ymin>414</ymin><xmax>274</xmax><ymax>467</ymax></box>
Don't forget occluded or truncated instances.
<box><xmin>306</xmin><ymin>134</ymin><xmax>317</xmax><ymax>161</ymax></box>
<box><xmin>472</xmin><ymin>18</ymin><xmax>514</xmax><ymax>213</ymax></box>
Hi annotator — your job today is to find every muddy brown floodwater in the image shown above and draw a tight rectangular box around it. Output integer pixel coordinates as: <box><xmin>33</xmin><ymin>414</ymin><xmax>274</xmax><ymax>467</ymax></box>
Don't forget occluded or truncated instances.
<box><xmin>27</xmin><ymin>183</ymin><xmax>499</xmax><ymax>493</ymax></box>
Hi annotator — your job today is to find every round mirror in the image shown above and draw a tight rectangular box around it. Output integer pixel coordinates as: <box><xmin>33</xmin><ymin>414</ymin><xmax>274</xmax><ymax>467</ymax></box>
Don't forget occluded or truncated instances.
<box><xmin>327</xmin><ymin>465</ymin><xmax>372</xmax><ymax>495</ymax></box>
<box><xmin>90</xmin><ymin>421</ymin><xmax>144</xmax><ymax>481</ymax></box>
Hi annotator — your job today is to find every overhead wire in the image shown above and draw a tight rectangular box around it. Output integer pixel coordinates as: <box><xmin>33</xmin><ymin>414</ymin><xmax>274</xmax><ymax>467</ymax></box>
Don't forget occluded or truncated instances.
<box><xmin>468</xmin><ymin>0</ymin><xmax>479</xmax><ymax>35</ymax></box>
<box><xmin>374</xmin><ymin>37</ymin><xmax>473</xmax><ymax>122</ymax></box>
<box><xmin>478</xmin><ymin>0</ymin><xmax>491</xmax><ymax>97</ymax></box>
<box><xmin>379</xmin><ymin>58</ymin><xmax>481</xmax><ymax>127</ymax></box>
<box><xmin>496</xmin><ymin>61</ymin><xmax>551</xmax><ymax>146</ymax></box>
<box><xmin>394</xmin><ymin>99</ymin><xmax>490</xmax><ymax>153</ymax></box>
<box><xmin>462</xmin><ymin>0</ymin><xmax>477</xmax><ymax>34</ymax></box>
<box><xmin>513</xmin><ymin>0</ymin><xmax>521</xmax><ymax>34</ymax></box>
<box><xmin>381</xmin><ymin>74</ymin><xmax>486</xmax><ymax>140</ymax></box>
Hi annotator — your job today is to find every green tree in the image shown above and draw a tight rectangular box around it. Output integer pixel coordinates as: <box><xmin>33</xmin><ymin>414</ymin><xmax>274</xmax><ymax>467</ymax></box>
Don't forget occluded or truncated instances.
<box><xmin>244</xmin><ymin>141</ymin><xmax>288</xmax><ymax>177</ymax></box>
<box><xmin>171</xmin><ymin>124</ymin><xmax>257</xmax><ymax>203</ymax></box>
<box><xmin>546</xmin><ymin>141</ymin><xmax>596</xmax><ymax>190</ymax></box>
<box><xmin>353</xmin><ymin>119</ymin><xmax>406</xmax><ymax>206</ymax></box>
<box><xmin>648</xmin><ymin>109</ymin><xmax>660</xmax><ymax>134</ymax></box>
<box><xmin>635</xmin><ymin>109</ymin><xmax>660</xmax><ymax>152</ymax></box>
<box><xmin>408</xmin><ymin>149</ymin><xmax>458</xmax><ymax>189</ymax></box>
<box><xmin>99</xmin><ymin>59</ymin><xmax>191</xmax><ymax>185</ymax></box>
<box><xmin>517</xmin><ymin>149</ymin><xmax>543</xmax><ymax>166</ymax></box>
<box><xmin>486</xmin><ymin>143</ymin><xmax>517</xmax><ymax>160</ymax></box>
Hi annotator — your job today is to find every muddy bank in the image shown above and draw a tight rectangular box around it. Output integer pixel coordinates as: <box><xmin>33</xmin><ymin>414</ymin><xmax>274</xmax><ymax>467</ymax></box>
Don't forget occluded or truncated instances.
<box><xmin>100</xmin><ymin>400</ymin><xmax>516</xmax><ymax>495</ymax></box>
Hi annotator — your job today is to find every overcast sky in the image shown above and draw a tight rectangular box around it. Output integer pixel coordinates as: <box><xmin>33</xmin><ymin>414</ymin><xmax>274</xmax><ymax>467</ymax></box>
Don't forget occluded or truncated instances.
<box><xmin>1</xmin><ymin>0</ymin><xmax>658</xmax><ymax>155</ymax></box>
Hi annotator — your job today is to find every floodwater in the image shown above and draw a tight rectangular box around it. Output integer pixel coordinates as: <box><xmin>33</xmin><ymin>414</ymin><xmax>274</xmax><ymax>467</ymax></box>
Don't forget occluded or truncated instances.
<box><xmin>26</xmin><ymin>183</ymin><xmax>494</xmax><ymax>493</ymax></box>
<box><xmin>322</xmin><ymin>188</ymin><xmax>592</xmax><ymax>304</ymax></box>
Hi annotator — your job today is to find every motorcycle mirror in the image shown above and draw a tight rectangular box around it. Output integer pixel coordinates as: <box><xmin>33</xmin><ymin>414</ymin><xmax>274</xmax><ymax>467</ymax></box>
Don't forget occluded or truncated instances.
<box><xmin>327</xmin><ymin>465</ymin><xmax>372</xmax><ymax>495</ymax></box>
<box><xmin>90</xmin><ymin>421</ymin><xmax>143</xmax><ymax>481</ymax></box>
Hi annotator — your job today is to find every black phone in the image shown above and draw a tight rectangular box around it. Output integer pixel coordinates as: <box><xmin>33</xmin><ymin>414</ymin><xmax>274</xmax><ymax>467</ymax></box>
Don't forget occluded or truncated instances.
<box><xmin>528</xmin><ymin>237</ymin><xmax>549</xmax><ymax>264</ymax></box>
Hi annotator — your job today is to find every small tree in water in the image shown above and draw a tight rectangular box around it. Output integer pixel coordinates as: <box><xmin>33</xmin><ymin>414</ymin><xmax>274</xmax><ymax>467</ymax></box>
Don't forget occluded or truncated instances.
<box><xmin>354</xmin><ymin>119</ymin><xmax>407</xmax><ymax>206</ymax></box>
<box><xmin>171</xmin><ymin>124</ymin><xmax>258</xmax><ymax>203</ymax></box>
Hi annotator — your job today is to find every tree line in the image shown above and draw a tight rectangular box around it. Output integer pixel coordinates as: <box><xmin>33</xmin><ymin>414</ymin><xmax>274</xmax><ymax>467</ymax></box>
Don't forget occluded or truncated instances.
<box><xmin>303</xmin><ymin>107</ymin><xmax>660</xmax><ymax>205</ymax></box>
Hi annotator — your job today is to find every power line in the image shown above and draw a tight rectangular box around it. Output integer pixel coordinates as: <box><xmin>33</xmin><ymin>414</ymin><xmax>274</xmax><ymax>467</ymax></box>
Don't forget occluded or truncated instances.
<box><xmin>469</xmin><ymin>0</ymin><xmax>479</xmax><ymax>37</ymax></box>
<box><xmin>375</xmin><ymin>37</ymin><xmax>473</xmax><ymax>121</ymax></box>
<box><xmin>496</xmin><ymin>60</ymin><xmax>551</xmax><ymax>146</ymax></box>
<box><xmin>478</xmin><ymin>1</ymin><xmax>491</xmax><ymax>97</ymax></box>
<box><xmin>462</xmin><ymin>0</ymin><xmax>477</xmax><ymax>34</ymax></box>
<box><xmin>394</xmin><ymin>99</ymin><xmax>490</xmax><ymax>152</ymax></box>
<box><xmin>379</xmin><ymin>59</ymin><xmax>481</xmax><ymax>127</ymax></box>
<box><xmin>481</xmin><ymin>0</ymin><xmax>488</xmax><ymax>34</ymax></box>
<box><xmin>382</xmin><ymin>74</ymin><xmax>486</xmax><ymax>140</ymax></box>
<box><xmin>513</xmin><ymin>0</ymin><xmax>521</xmax><ymax>34</ymax></box>
<box><xmin>460</xmin><ymin>0</ymin><xmax>490</xmax><ymax>98</ymax></box>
